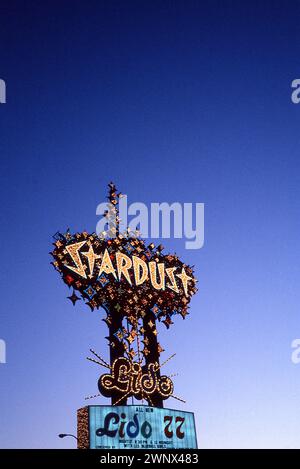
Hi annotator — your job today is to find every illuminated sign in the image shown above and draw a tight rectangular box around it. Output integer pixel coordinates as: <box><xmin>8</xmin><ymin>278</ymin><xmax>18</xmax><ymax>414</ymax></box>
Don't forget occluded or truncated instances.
<box><xmin>52</xmin><ymin>183</ymin><xmax>199</xmax><ymax>422</ymax></box>
<box><xmin>78</xmin><ymin>405</ymin><xmax>197</xmax><ymax>449</ymax></box>
<box><xmin>99</xmin><ymin>357</ymin><xmax>174</xmax><ymax>404</ymax></box>
<box><xmin>64</xmin><ymin>244</ymin><xmax>193</xmax><ymax>294</ymax></box>
<box><xmin>51</xmin><ymin>233</ymin><xmax>196</xmax><ymax>318</ymax></box>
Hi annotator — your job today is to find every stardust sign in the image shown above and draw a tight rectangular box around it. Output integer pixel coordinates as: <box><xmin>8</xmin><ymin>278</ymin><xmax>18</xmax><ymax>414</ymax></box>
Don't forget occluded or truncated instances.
<box><xmin>51</xmin><ymin>229</ymin><xmax>197</xmax><ymax>326</ymax></box>
<box><xmin>77</xmin><ymin>405</ymin><xmax>197</xmax><ymax>449</ymax></box>
<box><xmin>52</xmin><ymin>184</ymin><xmax>199</xmax><ymax>448</ymax></box>
<box><xmin>64</xmin><ymin>243</ymin><xmax>193</xmax><ymax>295</ymax></box>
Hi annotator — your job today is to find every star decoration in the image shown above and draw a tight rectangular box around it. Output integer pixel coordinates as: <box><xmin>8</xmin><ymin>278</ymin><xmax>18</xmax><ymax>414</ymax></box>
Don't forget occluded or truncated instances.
<box><xmin>163</xmin><ymin>316</ymin><xmax>174</xmax><ymax>329</ymax></box>
<box><xmin>180</xmin><ymin>309</ymin><xmax>189</xmax><ymax>319</ymax></box>
<box><xmin>128</xmin><ymin>315</ymin><xmax>138</xmax><ymax>326</ymax></box>
<box><xmin>67</xmin><ymin>291</ymin><xmax>81</xmax><ymax>305</ymax></box>
<box><xmin>126</xmin><ymin>334</ymin><xmax>135</xmax><ymax>344</ymax></box>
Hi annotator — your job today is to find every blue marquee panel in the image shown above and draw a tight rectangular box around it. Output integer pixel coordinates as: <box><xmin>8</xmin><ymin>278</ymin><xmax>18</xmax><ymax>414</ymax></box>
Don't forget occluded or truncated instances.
<box><xmin>89</xmin><ymin>405</ymin><xmax>198</xmax><ymax>449</ymax></box>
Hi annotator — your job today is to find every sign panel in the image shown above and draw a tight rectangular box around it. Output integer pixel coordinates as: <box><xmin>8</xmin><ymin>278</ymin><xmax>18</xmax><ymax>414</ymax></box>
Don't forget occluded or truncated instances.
<box><xmin>88</xmin><ymin>405</ymin><xmax>197</xmax><ymax>449</ymax></box>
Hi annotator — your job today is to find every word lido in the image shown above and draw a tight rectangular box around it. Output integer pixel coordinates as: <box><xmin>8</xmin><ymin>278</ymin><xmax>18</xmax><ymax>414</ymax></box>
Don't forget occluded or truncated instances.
<box><xmin>96</xmin><ymin>411</ymin><xmax>185</xmax><ymax>440</ymax></box>
<box><xmin>99</xmin><ymin>357</ymin><xmax>174</xmax><ymax>402</ymax></box>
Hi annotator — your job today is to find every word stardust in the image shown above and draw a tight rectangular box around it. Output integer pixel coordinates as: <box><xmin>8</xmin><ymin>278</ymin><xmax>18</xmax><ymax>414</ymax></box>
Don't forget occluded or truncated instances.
<box><xmin>51</xmin><ymin>230</ymin><xmax>196</xmax><ymax>328</ymax></box>
<box><xmin>65</xmin><ymin>242</ymin><xmax>193</xmax><ymax>296</ymax></box>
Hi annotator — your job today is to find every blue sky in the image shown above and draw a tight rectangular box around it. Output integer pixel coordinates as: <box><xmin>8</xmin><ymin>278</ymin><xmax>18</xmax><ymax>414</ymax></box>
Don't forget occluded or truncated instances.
<box><xmin>0</xmin><ymin>0</ymin><xmax>300</xmax><ymax>448</ymax></box>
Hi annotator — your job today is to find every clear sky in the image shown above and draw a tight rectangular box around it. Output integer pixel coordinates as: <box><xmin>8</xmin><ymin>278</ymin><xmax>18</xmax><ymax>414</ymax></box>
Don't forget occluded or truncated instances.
<box><xmin>0</xmin><ymin>0</ymin><xmax>300</xmax><ymax>448</ymax></box>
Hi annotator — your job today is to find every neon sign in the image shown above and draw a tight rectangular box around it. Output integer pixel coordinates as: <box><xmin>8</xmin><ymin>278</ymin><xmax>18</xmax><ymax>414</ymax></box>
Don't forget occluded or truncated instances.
<box><xmin>51</xmin><ymin>183</ymin><xmax>198</xmax><ymax>410</ymax></box>
<box><xmin>99</xmin><ymin>357</ymin><xmax>174</xmax><ymax>404</ymax></box>
<box><xmin>51</xmin><ymin>232</ymin><xmax>196</xmax><ymax>320</ymax></box>
<box><xmin>64</xmin><ymin>244</ymin><xmax>193</xmax><ymax>296</ymax></box>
